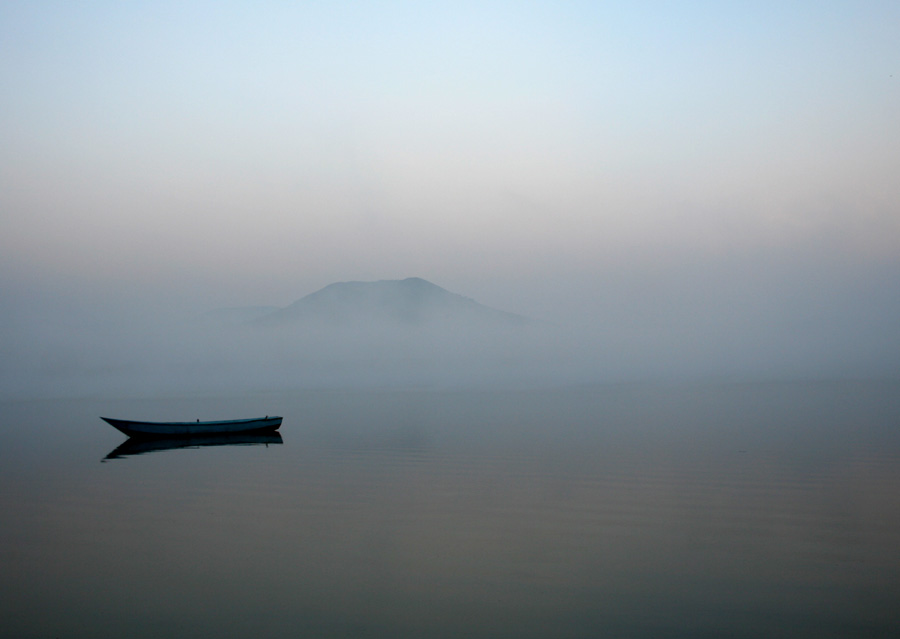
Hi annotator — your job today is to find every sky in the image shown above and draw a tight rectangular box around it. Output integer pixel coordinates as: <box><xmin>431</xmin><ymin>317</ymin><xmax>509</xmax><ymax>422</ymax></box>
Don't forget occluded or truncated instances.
<box><xmin>1</xmin><ymin>1</ymin><xmax>899</xmax><ymax>390</ymax></box>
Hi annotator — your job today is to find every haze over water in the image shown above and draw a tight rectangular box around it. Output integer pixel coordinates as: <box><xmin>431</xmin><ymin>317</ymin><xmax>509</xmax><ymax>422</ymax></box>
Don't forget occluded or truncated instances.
<box><xmin>2</xmin><ymin>2</ymin><xmax>900</xmax><ymax>637</ymax></box>
<box><xmin>2</xmin><ymin>2</ymin><xmax>900</xmax><ymax>391</ymax></box>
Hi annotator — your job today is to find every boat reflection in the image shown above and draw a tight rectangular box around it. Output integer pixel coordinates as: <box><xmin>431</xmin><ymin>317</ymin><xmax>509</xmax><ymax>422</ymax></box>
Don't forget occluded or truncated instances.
<box><xmin>103</xmin><ymin>432</ymin><xmax>284</xmax><ymax>460</ymax></box>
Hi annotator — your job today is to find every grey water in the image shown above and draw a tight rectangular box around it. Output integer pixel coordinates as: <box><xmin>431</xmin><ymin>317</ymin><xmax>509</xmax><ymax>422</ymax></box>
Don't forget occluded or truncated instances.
<box><xmin>2</xmin><ymin>381</ymin><xmax>899</xmax><ymax>638</ymax></box>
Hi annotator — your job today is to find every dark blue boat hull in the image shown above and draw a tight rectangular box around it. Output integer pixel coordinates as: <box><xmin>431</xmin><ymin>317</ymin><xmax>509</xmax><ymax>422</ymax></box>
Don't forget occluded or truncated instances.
<box><xmin>101</xmin><ymin>416</ymin><xmax>283</xmax><ymax>437</ymax></box>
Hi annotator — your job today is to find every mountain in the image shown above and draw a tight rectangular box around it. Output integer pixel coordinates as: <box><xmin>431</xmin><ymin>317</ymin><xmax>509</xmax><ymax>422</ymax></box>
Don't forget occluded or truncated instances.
<box><xmin>255</xmin><ymin>277</ymin><xmax>529</xmax><ymax>327</ymax></box>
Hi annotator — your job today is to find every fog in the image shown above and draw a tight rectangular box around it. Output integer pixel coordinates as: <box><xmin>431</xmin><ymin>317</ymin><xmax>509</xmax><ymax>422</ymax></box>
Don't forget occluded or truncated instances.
<box><xmin>3</xmin><ymin>247</ymin><xmax>898</xmax><ymax>400</ymax></box>
<box><xmin>3</xmin><ymin>3</ymin><xmax>899</xmax><ymax>400</ymax></box>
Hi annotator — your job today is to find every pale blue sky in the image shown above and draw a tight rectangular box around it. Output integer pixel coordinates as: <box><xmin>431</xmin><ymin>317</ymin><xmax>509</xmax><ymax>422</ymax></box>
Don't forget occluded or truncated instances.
<box><xmin>2</xmin><ymin>1</ymin><xmax>898</xmax><ymax>311</ymax></box>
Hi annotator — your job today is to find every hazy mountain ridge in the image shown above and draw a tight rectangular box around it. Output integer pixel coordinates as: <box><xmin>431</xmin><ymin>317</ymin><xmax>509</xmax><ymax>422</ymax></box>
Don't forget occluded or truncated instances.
<box><xmin>254</xmin><ymin>277</ymin><xmax>530</xmax><ymax>327</ymax></box>
<box><xmin>5</xmin><ymin>264</ymin><xmax>900</xmax><ymax>400</ymax></box>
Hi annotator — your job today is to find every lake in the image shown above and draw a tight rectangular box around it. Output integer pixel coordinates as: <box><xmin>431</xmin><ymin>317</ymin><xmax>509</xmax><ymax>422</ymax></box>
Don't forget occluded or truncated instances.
<box><xmin>2</xmin><ymin>381</ymin><xmax>899</xmax><ymax>638</ymax></box>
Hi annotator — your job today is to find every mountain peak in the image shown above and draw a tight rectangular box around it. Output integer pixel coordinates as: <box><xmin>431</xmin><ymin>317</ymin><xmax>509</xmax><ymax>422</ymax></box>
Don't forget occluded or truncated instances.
<box><xmin>255</xmin><ymin>278</ymin><xmax>527</xmax><ymax>327</ymax></box>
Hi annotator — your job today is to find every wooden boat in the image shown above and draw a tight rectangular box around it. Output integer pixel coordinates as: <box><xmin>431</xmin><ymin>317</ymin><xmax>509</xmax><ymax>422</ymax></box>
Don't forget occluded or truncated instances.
<box><xmin>100</xmin><ymin>416</ymin><xmax>282</xmax><ymax>437</ymax></box>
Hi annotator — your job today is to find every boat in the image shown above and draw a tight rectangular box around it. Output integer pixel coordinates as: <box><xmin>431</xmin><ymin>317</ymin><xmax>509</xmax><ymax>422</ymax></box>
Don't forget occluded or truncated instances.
<box><xmin>103</xmin><ymin>432</ymin><xmax>284</xmax><ymax>460</ymax></box>
<box><xmin>100</xmin><ymin>416</ymin><xmax>283</xmax><ymax>437</ymax></box>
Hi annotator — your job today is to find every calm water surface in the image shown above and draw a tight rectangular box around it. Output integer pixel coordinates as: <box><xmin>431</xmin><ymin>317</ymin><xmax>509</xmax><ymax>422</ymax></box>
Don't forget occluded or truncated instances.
<box><xmin>2</xmin><ymin>381</ymin><xmax>899</xmax><ymax>638</ymax></box>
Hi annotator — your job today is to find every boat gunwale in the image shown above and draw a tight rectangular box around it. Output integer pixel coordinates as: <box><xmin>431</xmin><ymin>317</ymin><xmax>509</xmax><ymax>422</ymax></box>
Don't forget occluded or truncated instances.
<box><xmin>100</xmin><ymin>416</ymin><xmax>283</xmax><ymax>427</ymax></box>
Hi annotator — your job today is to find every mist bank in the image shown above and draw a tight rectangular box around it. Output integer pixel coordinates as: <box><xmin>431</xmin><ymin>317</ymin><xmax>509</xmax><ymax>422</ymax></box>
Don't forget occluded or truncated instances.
<box><xmin>2</xmin><ymin>253</ymin><xmax>899</xmax><ymax>399</ymax></box>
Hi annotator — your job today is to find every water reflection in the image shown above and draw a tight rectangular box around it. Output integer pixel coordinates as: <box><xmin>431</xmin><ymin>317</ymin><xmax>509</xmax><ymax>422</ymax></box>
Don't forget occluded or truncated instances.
<box><xmin>103</xmin><ymin>432</ymin><xmax>284</xmax><ymax>460</ymax></box>
<box><xmin>3</xmin><ymin>383</ymin><xmax>899</xmax><ymax>638</ymax></box>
